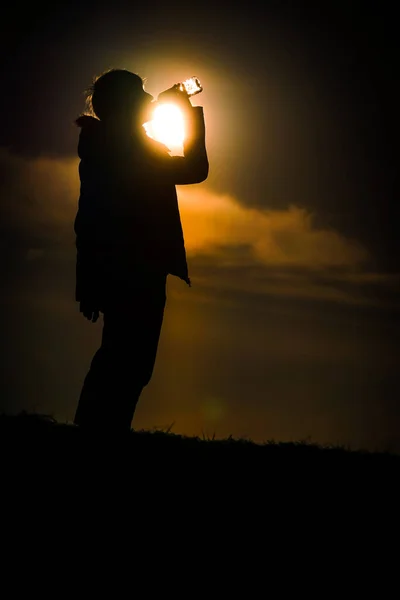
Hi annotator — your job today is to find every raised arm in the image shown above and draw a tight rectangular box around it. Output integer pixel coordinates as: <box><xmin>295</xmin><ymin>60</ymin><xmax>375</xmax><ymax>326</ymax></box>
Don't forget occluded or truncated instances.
<box><xmin>167</xmin><ymin>105</ymin><xmax>209</xmax><ymax>184</ymax></box>
<box><xmin>147</xmin><ymin>88</ymin><xmax>209</xmax><ymax>185</ymax></box>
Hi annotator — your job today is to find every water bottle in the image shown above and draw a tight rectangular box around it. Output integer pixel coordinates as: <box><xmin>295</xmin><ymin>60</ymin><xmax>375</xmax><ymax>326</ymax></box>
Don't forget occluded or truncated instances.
<box><xmin>157</xmin><ymin>76</ymin><xmax>203</xmax><ymax>103</ymax></box>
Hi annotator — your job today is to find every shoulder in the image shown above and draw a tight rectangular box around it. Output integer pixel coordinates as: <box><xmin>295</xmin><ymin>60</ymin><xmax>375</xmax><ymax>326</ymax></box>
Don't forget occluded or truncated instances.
<box><xmin>76</xmin><ymin>116</ymin><xmax>103</xmax><ymax>158</ymax></box>
<box><xmin>76</xmin><ymin>115</ymin><xmax>100</xmax><ymax>128</ymax></box>
<box><xmin>76</xmin><ymin>115</ymin><xmax>101</xmax><ymax>140</ymax></box>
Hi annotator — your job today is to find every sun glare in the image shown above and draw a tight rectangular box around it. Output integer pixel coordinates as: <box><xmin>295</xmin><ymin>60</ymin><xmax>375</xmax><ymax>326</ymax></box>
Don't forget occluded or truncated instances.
<box><xmin>147</xmin><ymin>104</ymin><xmax>184</xmax><ymax>149</ymax></box>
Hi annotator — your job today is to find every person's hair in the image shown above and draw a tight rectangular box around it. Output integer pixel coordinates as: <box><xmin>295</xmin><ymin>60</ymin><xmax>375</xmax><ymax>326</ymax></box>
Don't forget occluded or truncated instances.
<box><xmin>82</xmin><ymin>68</ymin><xmax>146</xmax><ymax>120</ymax></box>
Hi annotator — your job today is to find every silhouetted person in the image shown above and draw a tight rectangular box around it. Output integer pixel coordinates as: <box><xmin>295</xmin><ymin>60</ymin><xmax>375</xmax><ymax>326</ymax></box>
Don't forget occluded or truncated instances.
<box><xmin>73</xmin><ymin>69</ymin><xmax>208</xmax><ymax>431</ymax></box>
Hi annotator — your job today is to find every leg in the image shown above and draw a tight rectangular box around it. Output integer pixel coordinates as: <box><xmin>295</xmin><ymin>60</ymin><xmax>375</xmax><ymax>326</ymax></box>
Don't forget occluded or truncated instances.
<box><xmin>74</xmin><ymin>276</ymin><xmax>167</xmax><ymax>431</ymax></box>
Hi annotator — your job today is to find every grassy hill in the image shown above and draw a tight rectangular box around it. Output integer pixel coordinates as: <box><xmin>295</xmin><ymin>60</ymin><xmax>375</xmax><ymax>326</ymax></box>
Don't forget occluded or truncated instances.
<box><xmin>2</xmin><ymin>412</ymin><xmax>395</xmax><ymax>581</ymax></box>
<box><xmin>1</xmin><ymin>411</ymin><xmax>398</xmax><ymax>541</ymax></box>
<box><xmin>2</xmin><ymin>412</ymin><xmax>398</xmax><ymax>480</ymax></box>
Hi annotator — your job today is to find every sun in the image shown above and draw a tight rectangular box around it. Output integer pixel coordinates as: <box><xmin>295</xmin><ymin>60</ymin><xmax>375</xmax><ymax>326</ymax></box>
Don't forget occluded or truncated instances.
<box><xmin>145</xmin><ymin>104</ymin><xmax>184</xmax><ymax>150</ymax></box>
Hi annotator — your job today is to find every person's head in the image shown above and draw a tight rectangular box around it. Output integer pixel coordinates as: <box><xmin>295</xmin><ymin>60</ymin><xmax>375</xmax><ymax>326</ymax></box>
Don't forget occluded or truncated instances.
<box><xmin>85</xmin><ymin>68</ymin><xmax>154</xmax><ymax>125</ymax></box>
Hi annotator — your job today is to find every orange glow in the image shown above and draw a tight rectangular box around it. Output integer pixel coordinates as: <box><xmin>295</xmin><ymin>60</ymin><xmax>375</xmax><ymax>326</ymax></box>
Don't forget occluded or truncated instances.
<box><xmin>146</xmin><ymin>104</ymin><xmax>184</xmax><ymax>149</ymax></box>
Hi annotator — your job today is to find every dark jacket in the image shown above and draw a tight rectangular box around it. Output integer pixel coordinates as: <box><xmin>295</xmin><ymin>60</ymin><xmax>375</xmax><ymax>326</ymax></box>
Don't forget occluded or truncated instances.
<box><xmin>74</xmin><ymin>106</ymin><xmax>208</xmax><ymax>308</ymax></box>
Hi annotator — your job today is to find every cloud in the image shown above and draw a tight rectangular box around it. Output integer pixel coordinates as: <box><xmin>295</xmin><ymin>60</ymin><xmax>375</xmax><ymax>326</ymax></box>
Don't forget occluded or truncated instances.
<box><xmin>0</xmin><ymin>148</ymin><xmax>78</xmax><ymax>251</ymax></box>
<box><xmin>178</xmin><ymin>187</ymin><xmax>368</xmax><ymax>269</ymax></box>
<box><xmin>1</xmin><ymin>147</ymin><xmax>397</xmax><ymax>307</ymax></box>
<box><xmin>176</xmin><ymin>187</ymin><xmax>400</xmax><ymax>307</ymax></box>
<box><xmin>26</xmin><ymin>248</ymin><xmax>45</xmax><ymax>261</ymax></box>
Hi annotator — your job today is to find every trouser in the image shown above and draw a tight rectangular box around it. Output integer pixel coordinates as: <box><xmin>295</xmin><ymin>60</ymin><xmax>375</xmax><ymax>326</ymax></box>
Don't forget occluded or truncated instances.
<box><xmin>74</xmin><ymin>275</ymin><xmax>167</xmax><ymax>430</ymax></box>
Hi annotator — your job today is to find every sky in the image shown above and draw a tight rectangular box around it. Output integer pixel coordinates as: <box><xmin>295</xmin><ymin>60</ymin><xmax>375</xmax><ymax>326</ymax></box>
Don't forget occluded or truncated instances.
<box><xmin>0</xmin><ymin>1</ymin><xmax>398</xmax><ymax>452</ymax></box>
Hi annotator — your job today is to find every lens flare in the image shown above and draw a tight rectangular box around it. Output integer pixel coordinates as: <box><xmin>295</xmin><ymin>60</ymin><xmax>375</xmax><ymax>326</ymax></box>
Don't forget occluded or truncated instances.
<box><xmin>148</xmin><ymin>103</ymin><xmax>184</xmax><ymax>148</ymax></box>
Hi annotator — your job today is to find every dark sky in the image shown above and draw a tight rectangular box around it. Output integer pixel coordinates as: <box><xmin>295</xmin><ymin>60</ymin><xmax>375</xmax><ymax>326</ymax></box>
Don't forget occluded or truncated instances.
<box><xmin>1</xmin><ymin>1</ymin><xmax>398</xmax><ymax>452</ymax></box>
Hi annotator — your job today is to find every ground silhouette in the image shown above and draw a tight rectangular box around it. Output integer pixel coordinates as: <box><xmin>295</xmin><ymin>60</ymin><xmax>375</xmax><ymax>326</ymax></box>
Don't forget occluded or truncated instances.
<box><xmin>2</xmin><ymin>411</ymin><xmax>399</xmax><ymax>544</ymax></box>
<box><xmin>2</xmin><ymin>412</ymin><xmax>398</xmax><ymax>483</ymax></box>
<box><xmin>2</xmin><ymin>411</ymin><xmax>394</xmax><ymax>586</ymax></box>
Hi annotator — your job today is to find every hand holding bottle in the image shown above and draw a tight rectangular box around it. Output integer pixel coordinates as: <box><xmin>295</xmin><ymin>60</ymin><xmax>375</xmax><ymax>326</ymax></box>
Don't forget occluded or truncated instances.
<box><xmin>157</xmin><ymin>77</ymin><xmax>203</xmax><ymax>109</ymax></box>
